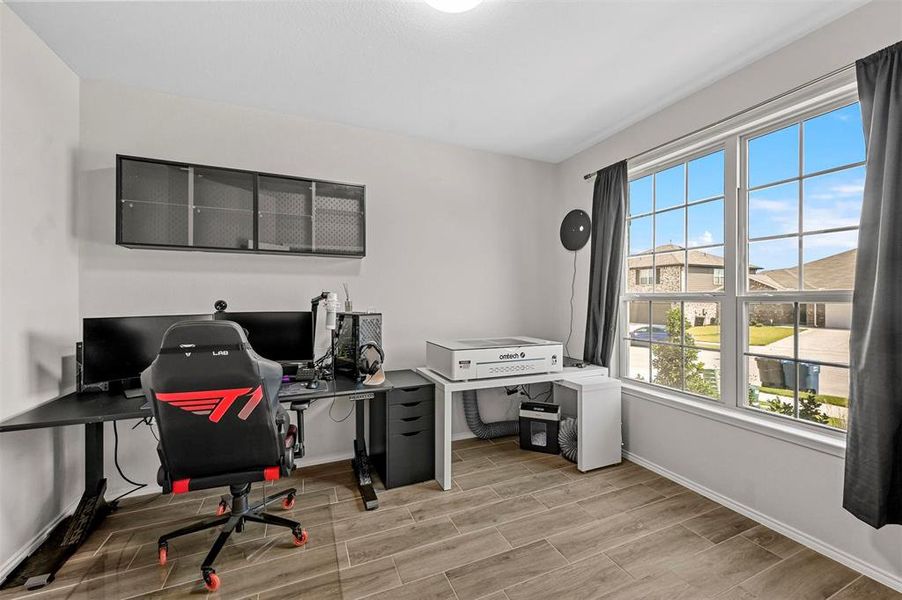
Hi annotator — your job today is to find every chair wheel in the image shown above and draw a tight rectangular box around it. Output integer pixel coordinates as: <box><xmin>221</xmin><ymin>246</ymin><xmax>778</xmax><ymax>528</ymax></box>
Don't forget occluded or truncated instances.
<box><xmin>216</xmin><ymin>500</ymin><xmax>229</xmax><ymax>516</ymax></box>
<box><xmin>292</xmin><ymin>528</ymin><xmax>309</xmax><ymax>546</ymax></box>
<box><xmin>203</xmin><ymin>572</ymin><xmax>220</xmax><ymax>592</ymax></box>
<box><xmin>158</xmin><ymin>545</ymin><xmax>168</xmax><ymax>566</ymax></box>
<box><xmin>282</xmin><ymin>493</ymin><xmax>296</xmax><ymax>510</ymax></box>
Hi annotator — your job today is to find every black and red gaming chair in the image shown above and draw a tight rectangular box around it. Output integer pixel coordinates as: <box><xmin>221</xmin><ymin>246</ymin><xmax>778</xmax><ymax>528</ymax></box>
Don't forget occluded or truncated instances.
<box><xmin>141</xmin><ymin>320</ymin><xmax>307</xmax><ymax>592</ymax></box>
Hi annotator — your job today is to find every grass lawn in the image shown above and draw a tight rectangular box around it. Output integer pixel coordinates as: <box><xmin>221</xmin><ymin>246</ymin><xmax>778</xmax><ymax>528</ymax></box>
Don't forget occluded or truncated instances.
<box><xmin>686</xmin><ymin>325</ymin><xmax>797</xmax><ymax>346</ymax></box>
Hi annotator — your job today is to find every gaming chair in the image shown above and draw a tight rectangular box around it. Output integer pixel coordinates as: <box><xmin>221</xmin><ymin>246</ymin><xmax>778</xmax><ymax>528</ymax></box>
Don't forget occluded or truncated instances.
<box><xmin>141</xmin><ymin>320</ymin><xmax>307</xmax><ymax>592</ymax></box>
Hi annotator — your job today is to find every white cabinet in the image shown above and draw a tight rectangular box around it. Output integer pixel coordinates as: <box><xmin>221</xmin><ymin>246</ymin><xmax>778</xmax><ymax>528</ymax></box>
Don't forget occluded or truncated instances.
<box><xmin>554</xmin><ymin>375</ymin><xmax>622</xmax><ymax>472</ymax></box>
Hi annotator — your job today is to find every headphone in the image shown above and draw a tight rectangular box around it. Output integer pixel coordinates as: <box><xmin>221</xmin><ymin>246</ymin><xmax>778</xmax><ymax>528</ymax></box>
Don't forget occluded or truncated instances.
<box><xmin>357</xmin><ymin>341</ymin><xmax>384</xmax><ymax>376</ymax></box>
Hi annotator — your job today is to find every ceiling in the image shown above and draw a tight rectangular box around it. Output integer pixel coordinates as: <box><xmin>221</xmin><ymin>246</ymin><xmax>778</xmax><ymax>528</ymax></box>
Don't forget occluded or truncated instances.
<box><xmin>8</xmin><ymin>0</ymin><xmax>868</xmax><ymax>163</ymax></box>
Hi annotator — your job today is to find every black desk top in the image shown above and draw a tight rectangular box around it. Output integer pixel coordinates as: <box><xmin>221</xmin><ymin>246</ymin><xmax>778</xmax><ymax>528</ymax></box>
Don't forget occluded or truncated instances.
<box><xmin>0</xmin><ymin>369</ymin><xmax>431</xmax><ymax>433</ymax></box>
<box><xmin>0</xmin><ymin>391</ymin><xmax>149</xmax><ymax>433</ymax></box>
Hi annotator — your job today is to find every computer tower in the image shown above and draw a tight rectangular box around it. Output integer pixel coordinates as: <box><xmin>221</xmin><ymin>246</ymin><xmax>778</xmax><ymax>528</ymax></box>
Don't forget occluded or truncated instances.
<box><xmin>334</xmin><ymin>312</ymin><xmax>382</xmax><ymax>380</ymax></box>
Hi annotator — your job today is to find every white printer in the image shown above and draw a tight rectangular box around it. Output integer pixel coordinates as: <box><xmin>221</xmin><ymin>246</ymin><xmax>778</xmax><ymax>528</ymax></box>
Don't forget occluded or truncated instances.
<box><xmin>426</xmin><ymin>336</ymin><xmax>563</xmax><ymax>381</ymax></box>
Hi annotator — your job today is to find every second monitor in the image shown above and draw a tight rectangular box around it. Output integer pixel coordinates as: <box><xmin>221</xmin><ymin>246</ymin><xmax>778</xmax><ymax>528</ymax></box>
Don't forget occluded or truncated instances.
<box><xmin>214</xmin><ymin>311</ymin><xmax>313</xmax><ymax>363</ymax></box>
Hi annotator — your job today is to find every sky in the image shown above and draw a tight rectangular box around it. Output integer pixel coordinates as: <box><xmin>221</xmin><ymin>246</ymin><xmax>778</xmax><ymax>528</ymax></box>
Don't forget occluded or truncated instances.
<box><xmin>628</xmin><ymin>102</ymin><xmax>865</xmax><ymax>275</ymax></box>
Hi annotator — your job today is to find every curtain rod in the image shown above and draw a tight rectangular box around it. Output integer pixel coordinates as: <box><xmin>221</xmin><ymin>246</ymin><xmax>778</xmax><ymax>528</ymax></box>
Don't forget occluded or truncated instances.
<box><xmin>583</xmin><ymin>62</ymin><xmax>857</xmax><ymax>181</ymax></box>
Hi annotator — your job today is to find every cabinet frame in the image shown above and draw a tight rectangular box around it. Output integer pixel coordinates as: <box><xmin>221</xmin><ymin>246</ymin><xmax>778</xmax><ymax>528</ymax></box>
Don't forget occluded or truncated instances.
<box><xmin>116</xmin><ymin>154</ymin><xmax>366</xmax><ymax>258</ymax></box>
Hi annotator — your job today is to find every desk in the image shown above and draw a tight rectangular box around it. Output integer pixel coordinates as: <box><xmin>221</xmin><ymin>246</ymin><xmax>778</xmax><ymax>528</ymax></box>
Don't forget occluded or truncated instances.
<box><xmin>0</xmin><ymin>370</ymin><xmax>423</xmax><ymax>589</ymax></box>
<box><xmin>416</xmin><ymin>364</ymin><xmax>608</xmax><ymax>490</ymax></box>
<box><xmin>276</xmin><ymin>374</ymin><xmax>402</xmax><ymax>510</ymax></box>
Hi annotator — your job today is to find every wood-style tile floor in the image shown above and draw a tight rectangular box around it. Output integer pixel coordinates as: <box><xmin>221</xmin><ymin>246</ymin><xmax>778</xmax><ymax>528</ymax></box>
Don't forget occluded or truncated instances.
<box><xmin>3</xmin><ymin>437</ymin><xmax>900</xmax><ymax>600</ymax></box>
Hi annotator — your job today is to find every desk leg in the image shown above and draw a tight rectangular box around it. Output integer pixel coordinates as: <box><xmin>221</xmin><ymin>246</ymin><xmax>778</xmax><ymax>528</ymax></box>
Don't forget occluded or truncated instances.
<box><xmin>2</xmin><ymin>423</ymin><xmax>113</xmax><ymax>591</ymax></box>
<box><xmin>351</xmin><ymin>398</ymin><xmax>379</xmax><ymax>511</ymax></box>
<box><xmin>434</xmin><ymin>386</ymin><xmax>453</xmax><ymax>491</ymax></box>
<box><xmin>66</xmin><ymin>422</ymin><xmax>114</xmax><ymax>549</ymax></box>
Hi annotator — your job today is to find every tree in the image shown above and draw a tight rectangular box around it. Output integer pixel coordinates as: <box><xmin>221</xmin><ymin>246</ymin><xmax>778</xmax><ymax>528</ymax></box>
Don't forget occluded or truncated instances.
<box><xmin>652</xmin><ymin>307</ymin><xmax>719</xmax><ymax>398</ymax></box>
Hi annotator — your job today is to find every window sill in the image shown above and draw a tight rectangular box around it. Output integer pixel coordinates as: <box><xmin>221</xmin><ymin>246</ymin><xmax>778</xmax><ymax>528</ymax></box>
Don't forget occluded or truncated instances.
<box><xmin>620</xmin><ymin>381</ymin><xmax>847</xmax><ymax>458</ymax></box>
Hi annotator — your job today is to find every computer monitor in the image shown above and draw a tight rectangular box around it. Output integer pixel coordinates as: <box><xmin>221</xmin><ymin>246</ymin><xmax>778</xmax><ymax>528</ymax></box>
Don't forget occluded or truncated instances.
<box><xmin>82</xmin><ymin>314</ymin><xmax>212</xmax><ymax>386</ymax></box>
<box><xmin>213</xmin><ymin>311</ymin><xmax>313</xmax><ymax>363</ymax></box>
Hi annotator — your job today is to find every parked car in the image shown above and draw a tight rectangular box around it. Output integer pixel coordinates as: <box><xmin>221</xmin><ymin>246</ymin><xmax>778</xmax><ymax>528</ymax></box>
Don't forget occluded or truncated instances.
<box><xmin>629</xmin><ymin>325</ymin><xmax>671</xmax><ymax>342</ymax></box>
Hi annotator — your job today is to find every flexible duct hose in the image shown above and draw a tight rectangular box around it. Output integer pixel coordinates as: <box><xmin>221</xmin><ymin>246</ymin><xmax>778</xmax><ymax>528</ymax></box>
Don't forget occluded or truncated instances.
<box><xmin>559</xmin><ymin>418</ymin><xmax>578</xmax><ymax>463</ymax></box>
<box><xmin>462</xmin><ymin>389</ymin><xmax>519</xmax><ymax>439</ymax></box>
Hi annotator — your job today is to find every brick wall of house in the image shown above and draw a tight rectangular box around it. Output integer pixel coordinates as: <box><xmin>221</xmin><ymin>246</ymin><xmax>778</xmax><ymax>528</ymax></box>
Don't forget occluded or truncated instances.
<box><xmin>628</xmin><ymin>263</ymin><xmax>720</xmax><ymax>329</ymax></box>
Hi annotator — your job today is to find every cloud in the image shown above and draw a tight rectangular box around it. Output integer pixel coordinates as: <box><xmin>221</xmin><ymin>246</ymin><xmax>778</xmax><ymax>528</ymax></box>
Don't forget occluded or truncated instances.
<box><xmin>804</xmin><ymin>231</ymin><xmax>858</xmax><ymax>261</ymax></box>
<box><xmin>688</xmin><ymin>230</ymin><xmax>714</xmax><ymax>248</ymax></box>
<box><xmin>808</xmin><ymin>181</ymin><xmax>864</xmax><ymax>201</ymax></box>
<box><xmin>750</xmin><ymin>198</ymin><xmax>795</xmax><ymax>212</ymax></box>
<box><xmin>803</xmin><ymin>208</ymin><xmax>861</xmax><ymax>232</ymax></box>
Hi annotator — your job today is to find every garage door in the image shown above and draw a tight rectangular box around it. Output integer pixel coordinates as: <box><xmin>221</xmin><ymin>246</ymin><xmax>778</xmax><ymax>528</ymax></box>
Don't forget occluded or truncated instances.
<box><xmin>825</xmin><ymin>303</ymin><xmax>852</xmax><ymax>329</ymax></box>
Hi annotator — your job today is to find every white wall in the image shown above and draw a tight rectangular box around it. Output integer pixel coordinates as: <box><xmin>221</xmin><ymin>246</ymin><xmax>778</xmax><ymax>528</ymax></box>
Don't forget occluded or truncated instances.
<box><xmin>0</xmin><ymin>3</ymin><xmax>81</xmax><ymax>577</ymax></box>
<box><xmin>78</xmin><ymin>79</ymin><xmax>556</xmax><ymax>489</ymax></box>
<box><xmin>550</xmin><ymin>0</ymin><xmax>902</xmax><ymax>589</ymax></box>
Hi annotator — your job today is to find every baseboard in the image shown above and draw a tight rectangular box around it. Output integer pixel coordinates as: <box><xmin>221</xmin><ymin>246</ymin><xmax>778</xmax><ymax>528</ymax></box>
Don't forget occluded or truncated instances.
<box><xmin>0</xmin><ymin>496</ymin><xmax>80</xmax><ymax>583</ymax></box>
<box><xmin>295</xmin><ymin>450</ymin><xmax>355</xmax><ymax>469</ymax></box>
<box><xmin>623</xmin><ymin>450</ymin><xmax>902</xmax><ymax>593</ymax></box>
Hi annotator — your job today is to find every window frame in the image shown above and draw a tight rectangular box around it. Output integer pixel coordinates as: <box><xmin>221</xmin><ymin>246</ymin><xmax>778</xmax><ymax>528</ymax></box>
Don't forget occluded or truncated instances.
<box><xmin>737</xmin><ymin>95</ymin><xmax>860</xmax><ymax>432</ymax></box>
<box><xmin>621</xmin><ymin>141</ymin><xmax>729</xmax><ymax>403</ymax></box>
<box><xmin>618</xmin><ymin>70</ymin><xmax>860</xmax><ymax>438</ymax></box>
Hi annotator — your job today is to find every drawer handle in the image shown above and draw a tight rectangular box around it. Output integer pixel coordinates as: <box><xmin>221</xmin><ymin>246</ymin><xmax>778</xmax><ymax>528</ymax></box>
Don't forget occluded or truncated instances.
<box><xmin>401</xmin><ymin>416</ymin><xmax>421</xmax><ymax>422</ymax></box>
<box><xmin>400</xmin><ymin>402</ymin><xmax>421</xmax><ymax>408</ymax></box>
<box><xmin>401</xmin><ymin>431</ymin><xmax>422</xmax><ymax>437</ymax></box>
<box><xmin>398</xmin><ymin>387</ymin><xmax>423</xmax><ymax>393</ymax></box>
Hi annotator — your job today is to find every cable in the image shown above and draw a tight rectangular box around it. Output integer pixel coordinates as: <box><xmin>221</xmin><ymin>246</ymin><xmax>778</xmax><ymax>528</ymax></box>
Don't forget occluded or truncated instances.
<box><xmin>111</xmin><ymin>420</ymin><xmax>147</xmax><ymax>503</ymax></box>
<box><xmin>518</xmin><ymin>384</ymin><xmax>553</xmax><ymax>403</ymax></box>
<box><xmin>564</xmin><ymin>250</ymin><xmax>578</xmax><ymax>358</ymax></box>
<box><xmin>328</xmin><ymin>397</ymin><xmax>354</xmax><ymax>423</ymax></box>
<box><xmin>132</xmin><ymin>416</ymin><xmax>159</xmax><ymax>442</ymax></box>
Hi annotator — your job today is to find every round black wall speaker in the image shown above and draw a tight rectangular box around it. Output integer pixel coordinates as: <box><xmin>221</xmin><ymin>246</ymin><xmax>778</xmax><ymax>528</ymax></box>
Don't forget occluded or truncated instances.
<box><xmin>560</xmin><ymin>209</ymin><xmax>591</xmax><ymax>251</ymax></box>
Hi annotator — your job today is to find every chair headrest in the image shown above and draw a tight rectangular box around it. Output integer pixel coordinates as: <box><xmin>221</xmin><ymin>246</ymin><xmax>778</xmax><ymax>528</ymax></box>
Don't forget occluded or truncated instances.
<box><xmin>160</xmin><ymin>320</ymin><xmax>249</xmax><ymax>353</ymax></box>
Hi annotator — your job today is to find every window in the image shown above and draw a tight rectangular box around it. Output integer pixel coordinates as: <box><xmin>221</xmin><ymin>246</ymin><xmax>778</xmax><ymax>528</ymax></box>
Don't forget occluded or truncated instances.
<box><xmin>624</xmin><ymin>150</ymin><xmax>725</xmax><ymax>400</ymax></box>
<box><xmin>742</xmin><ymin>103</ymin><xmax>863</xmax><ymax>431</ymax></box>
<box><xmin>713</xmin><ymin>268</ymin><xmax>725</xmax><ymax>286</ymax></box>
<box><xmin>621</xmin><ymin>82</ymin><xmax>864</xmax><ymax>433</ymax></box>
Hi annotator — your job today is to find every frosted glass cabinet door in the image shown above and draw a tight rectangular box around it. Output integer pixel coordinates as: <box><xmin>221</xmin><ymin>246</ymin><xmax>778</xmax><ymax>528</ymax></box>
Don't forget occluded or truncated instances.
<box><xmin>192</xmin><ymin>167</ymin><xmax>255</xmax><ymax>250</ymax></box>
<box><xmin>118</xmin><ymin>159</ymin><xmax>190</xmax><ymax>247</ymax></box>
<box><xmin>313</xmin><ymin>182</ymin><xmax>366</xmax><ymax>256</ymax></box>
<box><xmin>257</xmin><ymin>175</ymin><xmax>314</xmax><ymax>253</ymax></box>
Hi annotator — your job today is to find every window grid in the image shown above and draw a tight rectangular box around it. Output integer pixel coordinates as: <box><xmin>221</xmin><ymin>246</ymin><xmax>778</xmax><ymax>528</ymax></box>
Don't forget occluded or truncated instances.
<box><xmin>623</xmin><ymin>300</ymin><xmax>722</xmax><ymax>401</ymax></box>
<box><xmin>622</xmin><ymin>89</ymin><xmax>862</xmax><ymax>435</ymax></box>
<box><xmin>626</xmin><ymin>149</ymin><xmax>726</xmax><ymax>296</ymax></box>
<box><xmin>737</xmin><ymin>102</ymin><xmax>861</xmax><ymax>431</ymax></box>
<box><xmin>744</xmin><ymin>105</ymin><xmax>864</xmax><ymax>293</ymax></box>
<box><xmin>623</xmin><ymin>144</ymin><xmax>726</xmax><ymax>402</ymax></box>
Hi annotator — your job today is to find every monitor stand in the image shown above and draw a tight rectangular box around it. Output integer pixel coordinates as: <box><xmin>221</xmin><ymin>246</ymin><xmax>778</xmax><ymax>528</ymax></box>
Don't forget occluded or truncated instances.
<box><xmin>123</xmin><ymin>388</ymin><xmax>145</xmax><ymax>399</ymax></box>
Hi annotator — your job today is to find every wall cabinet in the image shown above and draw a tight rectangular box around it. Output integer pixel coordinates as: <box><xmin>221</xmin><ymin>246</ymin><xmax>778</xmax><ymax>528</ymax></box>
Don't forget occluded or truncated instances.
<box><xmin>116</xmin><ymin>156</ymin><xmax>366</xmax><ymax>257</ymax></box>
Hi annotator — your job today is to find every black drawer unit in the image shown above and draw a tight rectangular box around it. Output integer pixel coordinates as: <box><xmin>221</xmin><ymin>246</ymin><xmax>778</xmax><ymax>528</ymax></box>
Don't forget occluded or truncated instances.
<box><xmin>389</xmin><ymin>399</ymin><xmax>434</xmax><ymax>420</ymax></box>
<box><xmin>371</xmin><ymin>371</ymin><xmax>435</xmax><ymax>489</ymax></box>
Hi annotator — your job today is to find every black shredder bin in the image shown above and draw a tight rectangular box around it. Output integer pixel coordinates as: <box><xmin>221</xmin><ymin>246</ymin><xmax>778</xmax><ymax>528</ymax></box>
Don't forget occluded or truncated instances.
<box><xmin>519</xmin><ymin>401</ymin><xmax>561</xmax><ymax>454</ymax></box>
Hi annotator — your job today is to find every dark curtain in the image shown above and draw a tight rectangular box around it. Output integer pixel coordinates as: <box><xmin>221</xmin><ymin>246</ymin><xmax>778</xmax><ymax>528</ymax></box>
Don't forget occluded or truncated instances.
<box><xmin>843</xmin><ymin>41</ymin><xmax>902</xmax><ymax>528</ymax></box>
<box><xmin>583</xmin><ymin>161</ymin><xmax>627</xmax><ymax>368</ymax></box>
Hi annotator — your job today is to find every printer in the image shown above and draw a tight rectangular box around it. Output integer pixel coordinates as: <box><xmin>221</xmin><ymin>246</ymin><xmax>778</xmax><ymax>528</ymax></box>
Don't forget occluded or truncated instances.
<box><xmin>426</xmin><ymin>336</ymin><xmax>562</xmax><ymax>381</ymax></box>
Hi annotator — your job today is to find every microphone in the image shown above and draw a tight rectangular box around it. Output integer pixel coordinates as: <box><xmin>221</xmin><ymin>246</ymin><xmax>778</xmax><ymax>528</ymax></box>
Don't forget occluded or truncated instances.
<box><xmin>324</xmin><ymin>291</ymin><xmax>339</xmax><ymax>330</ymax></box>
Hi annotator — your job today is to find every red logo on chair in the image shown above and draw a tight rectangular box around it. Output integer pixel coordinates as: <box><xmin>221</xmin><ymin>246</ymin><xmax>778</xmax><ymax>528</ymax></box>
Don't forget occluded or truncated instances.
<box><xmin>156</xmin><ymin>385</ymin><xmax>264</xmax><ymax>423</ymax></box>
